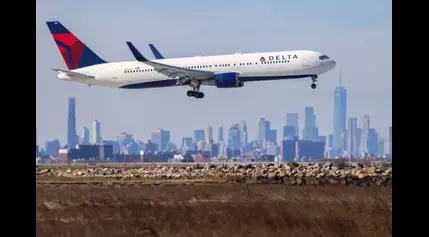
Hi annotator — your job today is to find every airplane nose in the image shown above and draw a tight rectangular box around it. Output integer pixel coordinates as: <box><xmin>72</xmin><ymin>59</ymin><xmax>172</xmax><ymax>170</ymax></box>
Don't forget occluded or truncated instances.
<box><xmin>331</xmin><ymin>60</ymin><xmax>336</xmax><ymax>68</ymax></box>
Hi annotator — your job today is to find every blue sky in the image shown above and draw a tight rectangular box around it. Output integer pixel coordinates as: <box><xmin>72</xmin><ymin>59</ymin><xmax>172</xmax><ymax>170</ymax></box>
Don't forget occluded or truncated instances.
<box><xmin>36</xmin><ymin>0</ymin><xmax>392</xmax><ymax>147</ymax></box>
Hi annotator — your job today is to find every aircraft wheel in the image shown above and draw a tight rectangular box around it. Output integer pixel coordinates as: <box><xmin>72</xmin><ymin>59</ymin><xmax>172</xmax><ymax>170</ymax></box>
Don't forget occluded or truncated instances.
<box><xmin>311</xmin><ymin>83</ymin><xmax>317</xmax><ymax>89</ymax></box>
<box><xmin>194</xmin><ymin>92</ymin><xmax>204</xmax><ymax>98</ymax></box>
<box><xmin>186</xmin><ymin>90</ymin><xmax>194</xmax><ymax>97</ymax></box>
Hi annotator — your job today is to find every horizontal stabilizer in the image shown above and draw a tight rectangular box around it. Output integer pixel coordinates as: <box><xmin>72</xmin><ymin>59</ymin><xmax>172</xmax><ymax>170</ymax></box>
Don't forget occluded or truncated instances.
<box><xmin>51</xmin><ymin>68</ymin><xmax>95</xmax><ymax>79</ymax></box>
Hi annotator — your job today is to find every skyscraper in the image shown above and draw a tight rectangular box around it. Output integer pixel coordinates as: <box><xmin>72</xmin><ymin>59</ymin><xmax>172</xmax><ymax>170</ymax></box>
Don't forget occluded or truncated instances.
<box><xmin>207</xmin><ymin>126</ymin><xmax>213</xmax><ymax>143</ymax></box>
<box><xmin>346</xmin><ymin>117</ymin><xmax>358</xmax><ymax>157</ymax></box>
<box><xmin>91</xmin><ymin>119</ymin><xmax>101</xmax><ymax>144</ymax></box>
<box><xmin>218</xmin><ymin>127</ymin><xmax>223</xmax><ymax>142</ymax></box>
<box><xmin>258</xmin><ymin>118</ymin><xmax>270</xmax><ymax>146</ymax></box>
<box><xmin>377</xmin><ymin>138</ymin><xmax>385</xmax><ymax>156</ymax></box>
<box><xmin>268</xmin><ymin>129</ymin><xmax>277</xmax><ymax>145</ymax></box>
<box><xmin>228</xmin><ymin>124</ymin><xmax>241</xmax><ymax>150</ymax></box>
<box><xmin>151</xmin><ymin>129</ymin><xmax>170</xmax><ymax>151</ymax></box>
<box><xmin>240</xmin><ymin>121</ymin><xmax>248</xmax><ymax>147</ymax></box>
<box><xmin>368</xmin><ymin>128</ymin><xmax>378</xmax><ymax>155</ymax></box>
<box><xmin>207</xmin><ymin>126</ymin><xmax>213</xmax><ymax>152</ymax></box>
<box><xmin>181</xmin><ymin>137</ymin><xmax>192</xmax><ymax>151</ymax></box>
<box><xmin>67</xmin><ymin>97</ymin><xmax>78</xmax><ymax>149</ymax></box>
<box><xmin>360</xmin><ymin>115</ymin><xmax>370</xmax><ymax>154</ymax></box>
<box><xmin>303</xmin><ymin>106</ymin><xmax>317</xmax><ymax>141</ymax></box>
<box><xmin>81</xmin><ymin>127</ymin><xmax>90</xmax><ymax>145</ymax></box>
<box><xmin>304</xmin><ymin>106</ymin><xmax>315</xmax><ymax>128</ymax></box>
<box><xmin>286</xmin><ymin>113</ymin><xmax>299</xmax><ymax>138</ymax></box>
<box><xmin>283</xmin><ymin>126</ymin><xmax>296</xmax><ymax>140</ymax></box>
<box><xmin>193</xmin><ymin>129</ymin><xmax>205</xmax><ymax>144</ymax></box>
<box><xmin>333</xmin><ymin>72</ymin><xmax>347</xmax><ymax>157</ymax></box>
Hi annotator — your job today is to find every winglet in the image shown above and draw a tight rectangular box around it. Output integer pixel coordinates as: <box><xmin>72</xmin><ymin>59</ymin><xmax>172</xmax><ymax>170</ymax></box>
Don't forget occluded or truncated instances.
<box><xmin>148</xmin><ymin>43</ymin><xmax>165</xmax><ymax>59</ymax></box>
<box><xmin>126</xmin><ymin>42</ymin><xmax>148</xmax><ymax>62</ymax></box>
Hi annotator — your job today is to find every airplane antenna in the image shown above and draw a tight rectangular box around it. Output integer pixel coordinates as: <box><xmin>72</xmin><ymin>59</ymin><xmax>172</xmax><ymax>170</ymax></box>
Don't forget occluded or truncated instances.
<box><xmin>339</xmin><ymin>68</ymin><xmax>342</xmax><ymax>87</ymax></box>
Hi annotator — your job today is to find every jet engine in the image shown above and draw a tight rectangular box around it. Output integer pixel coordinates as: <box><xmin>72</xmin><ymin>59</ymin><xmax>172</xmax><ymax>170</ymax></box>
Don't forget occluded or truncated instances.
<box><xmin>215</xmin><ymin>72</ymin><xmax>244</xmax><ymax>88</ymax></box>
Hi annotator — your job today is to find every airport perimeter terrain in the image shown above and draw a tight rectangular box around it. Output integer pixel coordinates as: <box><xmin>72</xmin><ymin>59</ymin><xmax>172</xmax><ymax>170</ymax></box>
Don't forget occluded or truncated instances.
<box><xmin>36</xmin><ymin>162</ymin><xmax>392</xmax><ymax>237</ymax></box>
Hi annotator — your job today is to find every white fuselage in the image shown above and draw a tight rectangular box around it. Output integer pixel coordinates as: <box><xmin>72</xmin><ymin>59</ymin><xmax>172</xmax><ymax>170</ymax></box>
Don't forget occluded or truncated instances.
<box><xmin>57</xmin><ymin>50</ymin><xmax>336</xmax><ymax>89</ymax></box>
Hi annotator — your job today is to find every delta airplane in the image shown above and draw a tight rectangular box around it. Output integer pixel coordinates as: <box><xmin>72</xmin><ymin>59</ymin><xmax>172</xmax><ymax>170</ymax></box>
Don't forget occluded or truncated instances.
<box><xmin>47</xmin><ymin>21</ymin><xmax>336</xmax><ymax>99</ymax></box>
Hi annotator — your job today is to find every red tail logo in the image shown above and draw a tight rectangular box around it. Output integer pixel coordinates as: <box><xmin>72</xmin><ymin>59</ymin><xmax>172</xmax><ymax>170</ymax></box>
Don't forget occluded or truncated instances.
<box><xmin>260</xmin><ymin>57</ymin><xmax>266</xmax><ymax>62</ymax></box>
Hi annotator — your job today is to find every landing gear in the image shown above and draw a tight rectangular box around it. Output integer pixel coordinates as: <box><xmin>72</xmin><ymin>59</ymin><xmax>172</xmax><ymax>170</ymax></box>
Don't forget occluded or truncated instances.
<box><xmin>186</xmin><ymin>90</ymin><xmax>204</xmax><ymax>98</ymax></box>
<box><xmin>311</xmin><ymin>76</ymin><xmax>317</xmax><ymax>89</ymax></box>
<box><xmin>186</xmin><ymin>80</ymin><xmax>205</xmax><ymax>99</ymax></box>
<box><xmin>195</xmin><ymin>92</ymin><xmax>204</xmax><ymax>98</ymax></box>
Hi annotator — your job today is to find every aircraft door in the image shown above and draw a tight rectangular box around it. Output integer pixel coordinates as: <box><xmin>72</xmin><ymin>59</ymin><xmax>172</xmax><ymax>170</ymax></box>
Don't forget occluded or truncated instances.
<box><xmin>302</xmin><ymin>57</ymin><xmax>309</xmax><ymax>67</ymax></box>
<box><xmin>111</xmin><ymin>68</ymin><xmax>120</xmax><ymax>80</ymax></box>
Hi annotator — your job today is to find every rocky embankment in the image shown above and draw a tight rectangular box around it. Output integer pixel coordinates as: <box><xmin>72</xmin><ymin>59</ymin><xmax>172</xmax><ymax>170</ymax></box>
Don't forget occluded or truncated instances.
<box><xmin>36</xmin><ymin>163</ymin><xmax>392</xmax><ymax>186</ymax></box>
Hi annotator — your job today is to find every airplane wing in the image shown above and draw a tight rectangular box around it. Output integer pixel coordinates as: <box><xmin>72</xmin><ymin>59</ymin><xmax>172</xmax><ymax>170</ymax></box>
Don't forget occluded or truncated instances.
<box><xmin>148</xmin><ymin>43</ymin><xmax>165</xmax><ymax>59</ymax></box>
<box><xmin>51</xmin><ymin>68</ymin><xmax>95</xmax><ymax>79</ymax></box>
<box><xmin>126</xmin><ymin>42</ymin><xmax>215</xmax><ymax>82</ymax></box>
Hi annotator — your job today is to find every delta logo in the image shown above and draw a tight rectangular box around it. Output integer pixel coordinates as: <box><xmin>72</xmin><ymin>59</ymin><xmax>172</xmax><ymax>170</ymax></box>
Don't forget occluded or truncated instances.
<box><xmin>260</xmin><ymin>54</ymin><xmax>299</xmax><ymax>62</ymax></box>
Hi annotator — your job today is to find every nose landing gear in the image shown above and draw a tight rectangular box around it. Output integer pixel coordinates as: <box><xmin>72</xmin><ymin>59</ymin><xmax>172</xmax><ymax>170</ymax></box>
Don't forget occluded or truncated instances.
<box><xmin>311</xmin><ymin>76</ymin><xmax>317</xmax><ymax>89</ymax></box>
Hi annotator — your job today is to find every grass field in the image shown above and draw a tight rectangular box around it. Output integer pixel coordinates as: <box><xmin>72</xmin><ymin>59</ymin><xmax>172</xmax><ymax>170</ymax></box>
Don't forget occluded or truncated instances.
<box><xmin>36</xmin><ymin>184</ymin><xmax>392</xmax><ymax>237</ymax></box>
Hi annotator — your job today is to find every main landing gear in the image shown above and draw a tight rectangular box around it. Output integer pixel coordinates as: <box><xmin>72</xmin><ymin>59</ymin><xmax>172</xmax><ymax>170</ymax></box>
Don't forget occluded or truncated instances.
<box><xmin>311</xmin><ymin>76</ymin><xmax>317</xmax><ymax>89</ymax></box>
<box><xmin>187</xmin><ymin>90</ymin><xmax>204</xmax><ymax>98</ymax></box>
<box><xmin>186</xmin><ymin>80</ymin><xmax>204</xmax><ymax>98</ymax></box>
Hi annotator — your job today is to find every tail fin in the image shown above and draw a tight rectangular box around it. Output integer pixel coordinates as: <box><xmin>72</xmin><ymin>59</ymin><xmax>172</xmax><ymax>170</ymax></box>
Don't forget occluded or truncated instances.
<box><xmin>46</xmin><ymin>21</ymin><xmax>107</xmax><ymax>70</ymax></box>
<box><xmin>148</xmin><ymin>43</ymin><xmax>165</xmax><ymax>59</ymax></box>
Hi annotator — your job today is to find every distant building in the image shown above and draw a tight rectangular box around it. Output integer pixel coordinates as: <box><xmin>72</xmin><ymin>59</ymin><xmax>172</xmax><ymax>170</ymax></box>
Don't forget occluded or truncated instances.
<box><xmin>57</xmin><ymin>144</ymin><xmax>113</xmax><ymax>161</ymax></box>
<box><xmin>333</xmin><ymin>73</ymin><xmax>347</xmax><ymax>157</ymax></box>
<box><xmin>286</xmin><ymin>113</ymin><xmax>299</xmax><ymax>138</ymax></box>
<box><xmin>377</xmin><ymin>138</ymin><xmax>385</xmax><ymax>156</ymax></box>
<box><xmin>218</xmin><ymin>127</ymin><xmax>223</xmax><ymax>142</ymax></box>
<box><xmin>360</xmin><ymin>115</ymin><xmax>370</xmax><ymax>154</ymax></box>
<box><xmin>193</xmin><ymin>129</ymin><xmax>205</xmax><ymax>144</ymax></box>
<box><xmin>283</xmin><ymin>126</ymin><xmax>296</xmax><ymax>140</ymax></box>
<box><xmin>296</xmin><ymin>140</ymin><xmax>325</xmax><ymax>160</ymax></box>
<box><xmin>44</xmin><ymin>139</ymin><xmax>61</xmax><ymax>157</ymax></box>
<box><xmin>181</xmin><ymin>137</ymin><xmax>193</xmax><ymax>151</ymax></box>
<box><xmin>280</xmin><ymin>139</ymin><xmax>297</xmax><ymax>162</ymax></box>
<box><xmin>67</xmin><ymin>97</ymin><xmax>78</xmax><ymax>149</ymax></box>
<box><xmin>151</xmin><ymin>129</ymin><xmax>170</xmax><ymax>151</ymax></box>
<box><xmin>346</xmin><ymin>117</ymin><xmax>358</xmax><ymax>157</ymax></box>
<box><xmin>91</xmin><ymin>119</ymin><xmax>101</xmax><ymax>144</ymax></box>
<box><xmin>80</xmin><ymin>127</ymin><xmax>90</xmax><ymax>145</ymax></box>
<box><xmin>389</xmin><ymin>126</ymin><xmax>392</xmax><ymax>155</ymax></box>
<box><xmin>228</xmin><ymin>124</ymin><xmax>241</xmax><ymax>150</ymax></box>
<box><xmin>258</xmin><ymin>118</ymin><xmax>270</xmax><ymax>147</ymax></box>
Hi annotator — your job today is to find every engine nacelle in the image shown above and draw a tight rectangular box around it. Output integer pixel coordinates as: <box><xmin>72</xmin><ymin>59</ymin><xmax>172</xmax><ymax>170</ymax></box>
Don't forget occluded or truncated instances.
<box><xmin>215</xmin><ymin>72</ymin><xmax>244</xmax><ymax>88</ymax></box>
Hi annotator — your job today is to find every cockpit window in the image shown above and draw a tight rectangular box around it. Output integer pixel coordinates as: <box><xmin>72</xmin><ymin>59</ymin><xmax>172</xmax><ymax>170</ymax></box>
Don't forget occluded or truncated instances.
<box><xmin>319</xmin><ymin>55</ymin><xmax>330</xmax><ymax>60</ymax></box>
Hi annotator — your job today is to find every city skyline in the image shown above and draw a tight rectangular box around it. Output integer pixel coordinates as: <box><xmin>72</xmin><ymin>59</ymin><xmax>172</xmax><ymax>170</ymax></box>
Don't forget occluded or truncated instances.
<box><xmin>36</xmin><ymin>1</ymin><xmax>392</xmax><ymax>148</ymax></box>
<box><xmin>41</xmin><ymin>95</ymin><xmax>391</xmax><ymax>154</ymax></box>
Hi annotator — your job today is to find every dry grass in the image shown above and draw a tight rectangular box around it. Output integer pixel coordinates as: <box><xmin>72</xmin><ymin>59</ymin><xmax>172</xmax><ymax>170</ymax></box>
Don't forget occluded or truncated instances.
<box><xmin>36</xmin><ymin>184</ymin><xmax>392</xmax><ymax>237</ymax></box>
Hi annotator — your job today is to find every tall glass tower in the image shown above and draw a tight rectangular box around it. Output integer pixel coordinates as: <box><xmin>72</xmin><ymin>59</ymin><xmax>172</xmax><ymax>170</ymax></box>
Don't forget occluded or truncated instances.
<box><xmin>67</xmin><ymin>97</ymin><xmax>78</xmax><ymax>149</ymax></box>
<box><xmin>333</xmin><ymin>72</ymin><xmax>347</xmax><ymax>157</ymax></box>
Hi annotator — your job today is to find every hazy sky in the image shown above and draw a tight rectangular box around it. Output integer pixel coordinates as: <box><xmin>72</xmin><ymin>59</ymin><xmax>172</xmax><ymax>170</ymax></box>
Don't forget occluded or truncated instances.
<box><xmin>36</xmin><ymin>0</ymin><xmax>392</xmax><ymax>147</ymax></box>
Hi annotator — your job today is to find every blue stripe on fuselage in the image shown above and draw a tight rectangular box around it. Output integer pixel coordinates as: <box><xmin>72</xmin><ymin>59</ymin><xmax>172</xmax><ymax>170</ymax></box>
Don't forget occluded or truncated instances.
<box><xmin>119</xmin><ymin>75</ymin><xmax>314</xmax><ymax>89</ymax></box>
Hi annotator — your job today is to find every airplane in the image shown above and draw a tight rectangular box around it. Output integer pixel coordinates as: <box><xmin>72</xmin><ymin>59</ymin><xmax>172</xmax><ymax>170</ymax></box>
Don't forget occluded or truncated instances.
<box><xmin>46</xmin><ymin>21</ymin><xmax>336</xmax><ymax>99</ymax></box>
